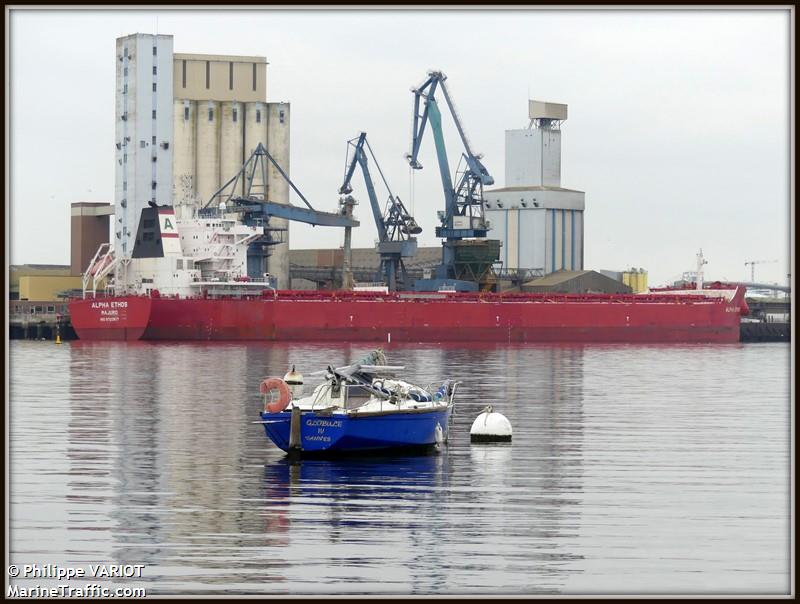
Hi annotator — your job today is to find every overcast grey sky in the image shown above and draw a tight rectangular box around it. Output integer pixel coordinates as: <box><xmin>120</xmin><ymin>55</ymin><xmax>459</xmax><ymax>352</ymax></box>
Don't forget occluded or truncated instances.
<box><xmin>8</xmin><ymin>8</ymin><xmax>792</xmax><ymax>286</ymax></box>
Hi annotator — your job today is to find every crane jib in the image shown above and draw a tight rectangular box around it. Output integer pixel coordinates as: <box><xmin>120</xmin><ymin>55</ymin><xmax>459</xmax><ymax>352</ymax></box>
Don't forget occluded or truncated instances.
<box><xmin>337</xmin><ymin>132</ymin><xmax>421</xmax><ymax>291</ymax></box>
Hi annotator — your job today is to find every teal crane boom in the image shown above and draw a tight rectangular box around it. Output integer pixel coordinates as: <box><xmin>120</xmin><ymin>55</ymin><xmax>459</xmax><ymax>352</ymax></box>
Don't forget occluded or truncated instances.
<box><xmin>406</xmin><ymin>70</ymin><xmax>496</xmax><ymax>288</ymax></box>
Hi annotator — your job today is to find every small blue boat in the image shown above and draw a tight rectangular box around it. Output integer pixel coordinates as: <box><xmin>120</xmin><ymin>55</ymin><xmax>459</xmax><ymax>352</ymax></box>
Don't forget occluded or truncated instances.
<box><xmin>255</xmin><ymin>351</ymin><xmax>458</xmax><ymax>456</ymax></box>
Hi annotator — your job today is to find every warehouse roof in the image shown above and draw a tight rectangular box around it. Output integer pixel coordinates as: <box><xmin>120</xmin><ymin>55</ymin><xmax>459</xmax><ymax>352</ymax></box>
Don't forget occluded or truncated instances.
<box><xmin>523</xmin><ymin>270</ymin><xmax>591</xmax><ymax>287</ymax></box>
<box><xmin>174</xmin><ymin>52</ymin><xmax>266</xmax><ymax>63</ymax></box>
<box><xmin>10</xmin><ymin>264</ymin><xmax>71</xmax><ymax>273</ymax></box>
<box><xmin>522</xmin><ymin>270</ymin><xmax>633</xmax><ymax>295</ymax></box>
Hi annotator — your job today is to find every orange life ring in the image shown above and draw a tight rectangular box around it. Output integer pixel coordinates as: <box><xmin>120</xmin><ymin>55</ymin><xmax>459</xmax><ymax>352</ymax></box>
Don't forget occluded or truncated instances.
<box><xmin>260</xmin><ymin>377</ymin><xmax>292</xmax><ymax>413</ymax></box>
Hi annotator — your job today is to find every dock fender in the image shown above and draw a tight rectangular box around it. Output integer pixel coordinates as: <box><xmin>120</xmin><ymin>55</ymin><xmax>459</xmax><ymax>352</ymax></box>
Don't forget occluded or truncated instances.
<box><xmin>260</xmin><ymin>377</ymin><xmax>292</xmax><ymax>413</ymax></box>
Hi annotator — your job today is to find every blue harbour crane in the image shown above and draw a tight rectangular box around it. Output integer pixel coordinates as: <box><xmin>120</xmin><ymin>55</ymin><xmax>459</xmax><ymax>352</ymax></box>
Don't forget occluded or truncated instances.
<box><xmin>406</xmin><ymin>70</ymin><xmax>500</xmax><ymax>291</ymax></box>
<box><xmin>202</xmin><ymin>142</ymin><xmax>359</xmax><ymax>278</ymax></box>
<box><xmin>203</xmin><ymin>142</ymin><xmax>359</xmax><ymax>228</ymax></box>
<box><xmin>338</xmin><ymin>132</ymin><xmax>421</xmax><ymax>291</ymax></box>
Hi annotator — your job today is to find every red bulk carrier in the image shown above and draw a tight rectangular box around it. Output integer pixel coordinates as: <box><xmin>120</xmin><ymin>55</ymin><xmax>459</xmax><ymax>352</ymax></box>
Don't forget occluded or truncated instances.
<box><xmin>69</xmin><ymin>288</ymin><xmax>747</xmax><ymax>343</ymax></box>
<box><xmin>68</xmin><ymin>205</ymin><xmax>747</xmax><ymax>343</ymax></box>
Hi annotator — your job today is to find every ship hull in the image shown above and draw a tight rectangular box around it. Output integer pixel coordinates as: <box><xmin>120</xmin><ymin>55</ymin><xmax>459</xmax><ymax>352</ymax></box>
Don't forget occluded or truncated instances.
<box><xmin>69</xmin><ymin>297</ymin><xmax>152</xmax><ymax>341</ymax></box>
<box><xmin>69</xmin><ymin>290</ymin><xmax>744</xmax><ymax>343</ymax></box>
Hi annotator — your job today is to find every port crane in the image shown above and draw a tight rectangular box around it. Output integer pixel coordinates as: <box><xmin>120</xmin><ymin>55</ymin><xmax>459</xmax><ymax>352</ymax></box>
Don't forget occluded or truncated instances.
<box><xmin>202</xmin><ymin>142</ymin><xmax>358</xmax><ymax>229</ymax></box>
<box><xmin>744</xmin><ymin>259</ymin><xmax>777</xmax><ymax>282</ymax></box>
<box><xmin>338</xmin><ymin>132</ymin><xmax>421</xmax><ymax>291</ymax></box>
<box><xmin>406</xmin><ymin>70</ymin><xmax>499</xmax><ymax>290</ymax></box>
<box><xmin>201</xmin><ymin>142</ymin><xmax>360</xmax><ymax>279</ymax></box>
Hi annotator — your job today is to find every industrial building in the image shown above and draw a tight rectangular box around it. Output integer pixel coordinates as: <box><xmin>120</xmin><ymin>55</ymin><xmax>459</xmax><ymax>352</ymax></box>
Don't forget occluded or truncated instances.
<box><xmin>9</xmin><ymin>265</ymin><xmax>80</xmax><ymax>301</ymax></box>
<box><xmin>114</xmin><ymin>34</ymin><xmax>291</xmax><ymax>286</ymax></box>
<box><xmin>600</xmin><ymin>268</ymin><xmax>649</xmax><ymax>293</ymax></box>
<box><xmin>71</xmin><ymin>202</ymin><xmax>114</xmax><ymax>276</ymax></box>
<box><xmin>11</xmin><ymin>202</ymin><xmax>114</xmax><ymax>302</ymax></box>
<box><xmin>10</xmin><ymin>202</ymin><xmax>110</xmax><ymax>339</ymax></box>
<box><xmin>8</xmin><ymin>265</ymin><xmax>77</xmax><ymax>340</ymax></box>
<box><xmin>485</xmin><ymin>100</ymin><xmax>585</xmax><ymax>276</ymax></box>
<box><xmin>521</xmin><ymin>270</ymin><xmax>632</xmax><ymax>294</ymax></box>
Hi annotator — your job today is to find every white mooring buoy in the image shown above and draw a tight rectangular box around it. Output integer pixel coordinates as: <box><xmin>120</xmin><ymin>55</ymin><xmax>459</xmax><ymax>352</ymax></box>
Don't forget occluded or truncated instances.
<box><xmin>283</xmin><ymin>365</ymin><xmax>304</xmax><ymax>398</ymax></box>
<box><xmin>470</xmin><ymin>405</ymin><xmax>512</xmax><ymax>443</ymax></box>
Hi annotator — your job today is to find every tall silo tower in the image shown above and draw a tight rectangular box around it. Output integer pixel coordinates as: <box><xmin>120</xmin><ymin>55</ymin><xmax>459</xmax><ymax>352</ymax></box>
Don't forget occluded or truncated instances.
<box><xmin>485</xmin><ymin>101</ymin><xmax>585</xmax><ymax>277</ymax></box>
<box><xmin>114</xmin><ymin>34</ymin><xmax>174</xmax><ymax>261</ymax></box>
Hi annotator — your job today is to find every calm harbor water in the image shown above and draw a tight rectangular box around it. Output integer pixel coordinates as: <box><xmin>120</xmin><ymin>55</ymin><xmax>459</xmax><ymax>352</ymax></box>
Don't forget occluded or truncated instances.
<box><xmin>8</xmin><ymin>340</ymin><xmax>791</xmax><ymax>595</ymax></box>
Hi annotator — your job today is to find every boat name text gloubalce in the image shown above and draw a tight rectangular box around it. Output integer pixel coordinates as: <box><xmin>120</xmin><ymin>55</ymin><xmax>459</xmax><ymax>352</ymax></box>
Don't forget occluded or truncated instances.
<box><xmin>305</xmin><ymin>419</ymin><xmax>343</xmax><ymax>428</ymax></box>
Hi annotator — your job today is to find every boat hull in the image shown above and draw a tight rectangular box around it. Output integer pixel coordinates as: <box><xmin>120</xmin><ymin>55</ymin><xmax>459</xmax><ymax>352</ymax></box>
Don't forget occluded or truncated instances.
<box><xmin>260</xmin><ymin>408</ymin><xmax>452</xmax><ymax>454</ymax></box>
<box><xmin>68</xmin><ymin>289</ymin><xmax>745</xmax><ymax>343</ymax></box>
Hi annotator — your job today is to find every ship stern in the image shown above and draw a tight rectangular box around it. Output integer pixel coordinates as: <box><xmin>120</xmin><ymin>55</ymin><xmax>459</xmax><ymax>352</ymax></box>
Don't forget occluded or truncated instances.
<box><xmin>68</xmin><ymin>296</ymin><xmax>152</xmax><ymax>341</ymax></box>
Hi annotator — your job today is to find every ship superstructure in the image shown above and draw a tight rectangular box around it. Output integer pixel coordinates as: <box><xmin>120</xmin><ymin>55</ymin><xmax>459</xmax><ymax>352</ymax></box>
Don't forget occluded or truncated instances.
<box><xmin>83</xmin><ymin>205</ymin><xmax>273</xmax><ymax>299</ymax></box>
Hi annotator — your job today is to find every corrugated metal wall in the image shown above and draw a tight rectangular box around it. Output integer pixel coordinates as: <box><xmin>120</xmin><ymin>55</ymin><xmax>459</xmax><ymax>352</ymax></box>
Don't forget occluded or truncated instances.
<box><xmin>545</xmin><ymin>209</ymin><xmax>582</xmax><ymax>273</ymax></box>
<box><xmin>486</xmin><ymin>207</ymin><xmax>582</xmax><ymax>274</ymax></box>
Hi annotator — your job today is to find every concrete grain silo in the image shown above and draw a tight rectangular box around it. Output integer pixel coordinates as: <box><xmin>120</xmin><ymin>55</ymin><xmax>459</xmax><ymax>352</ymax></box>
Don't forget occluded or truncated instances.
<box><xmin>195</xmin><ymin>100</ymin><xmax>221</xmax><ymax>207</ymax></box>
<box><xmin>244</xmin><ymin>101</ymin><xmax>268</xmax><ymax>190</ymax></box>
<box><xmin>219</xmin><ymin>101</ymin><xmax>244</xmax><ymax>198</ymax></box>
<box><xmin>172</xmin><ymin>99</ymin><xmax>196</xmax><ymax>217</ymax></box>
<box><xmin>267</xmin><ymin>102</ymin><xmax>291</xmax><ymax>288</ymax></box>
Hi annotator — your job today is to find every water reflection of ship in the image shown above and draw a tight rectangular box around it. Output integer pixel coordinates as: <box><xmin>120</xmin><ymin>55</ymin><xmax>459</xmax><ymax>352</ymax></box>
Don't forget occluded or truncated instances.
<box><xmin>67</xmin><ymin>341</ymin><xmax>172</xmax><ymax>568</ymax></box>
<box><xmin>66</xmin><ymin>342</ymin><xmax>300</xmax><ymax>591</ymax></box>
<box><xmin>65</xmin><ymin>342</ymin><xmax>115</xmax><ymax>511</ymax></box>
<box><xmin>152</xmin><ymin>342</ymin><xmax>294</xmax><ymax>587</ymax></box>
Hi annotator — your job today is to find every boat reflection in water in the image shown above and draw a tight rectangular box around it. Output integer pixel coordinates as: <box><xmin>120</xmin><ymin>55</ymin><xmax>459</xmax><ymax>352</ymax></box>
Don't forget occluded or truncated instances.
<box><xmin>260</xmin><ymin>451</ymin><xmax>455</xmax><ymax>593</ymax></box>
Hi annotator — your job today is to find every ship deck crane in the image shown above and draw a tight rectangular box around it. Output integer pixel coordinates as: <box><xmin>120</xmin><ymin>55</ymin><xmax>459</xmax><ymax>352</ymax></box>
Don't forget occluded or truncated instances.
<box><xmin>406</xmin><ymin>70</ymin><xmax>499</xmax><ymax>291</ymax></box>
<box><xmin>338</xmin><ymin>132</ymin><xmax>421</xmax><ymax>291</ymax></box>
